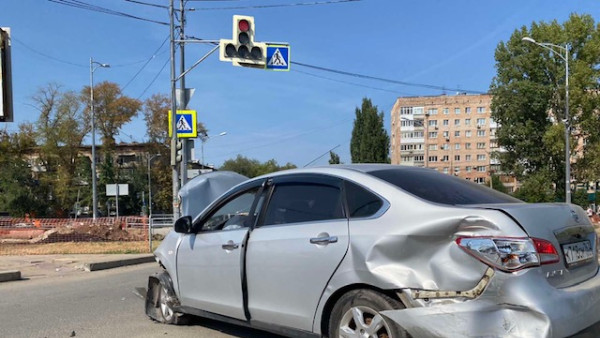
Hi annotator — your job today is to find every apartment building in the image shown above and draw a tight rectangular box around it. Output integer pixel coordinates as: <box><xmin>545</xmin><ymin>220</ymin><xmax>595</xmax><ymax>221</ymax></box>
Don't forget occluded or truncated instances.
<box><xmin>391</xmin><ymin>93</ymin><xmax>509</xmax><ymax>187</ymax></box>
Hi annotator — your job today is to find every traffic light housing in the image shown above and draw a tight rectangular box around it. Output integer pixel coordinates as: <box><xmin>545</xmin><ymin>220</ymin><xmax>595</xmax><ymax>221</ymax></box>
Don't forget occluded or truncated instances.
<box><xmin>219</xmin><ymin>15</ymin><xmax>266</xmax><ymax>67</ymax></box>
<box><xmin>0</xmin><ymin>27</ymin><xmax>13</xmax><ymax>123</ymax></box>
<box><xmin>176</xmin><ymin>139</ymin><xmax>183</xmax><ymax>163</ymax></box>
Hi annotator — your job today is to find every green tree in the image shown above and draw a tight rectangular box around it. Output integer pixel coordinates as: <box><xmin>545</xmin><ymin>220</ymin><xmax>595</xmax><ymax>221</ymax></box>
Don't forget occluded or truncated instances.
<box><xmin>31</xmin><ymin>83</ymin><xmax>88</xmax><ymax>215</ymax></box>
<box><xmin>490</xmin><ymin>174</ymin><xmax>509</xmax><ymax>195</ymax></box>
<box><xmin>513</xmin><ymin>171</ymin><xmax>556</xmax><ymax>203</ymax></box>
<box><xmin>329</xmin><ymin>151</ymin><xmax>341</xmax><ymax>164</ymax></box>
<box><xmin>350</xmin><ymin>98</ymin><xmax>390</xmax><ymax>163</ymax></box>
<box><xmin>0</xmin><ymin>129</ymin><xmax>51</xmax><ymax>216</ymax></box>
<box><xmin>490</xmin><ymin>13</ymin><xmax>600</xmax><ymax>201</ymax></box>
<box><xmin>220</xmin><ymin>155</ymin><xmax>296</xmax><ymax>178</ymax></box>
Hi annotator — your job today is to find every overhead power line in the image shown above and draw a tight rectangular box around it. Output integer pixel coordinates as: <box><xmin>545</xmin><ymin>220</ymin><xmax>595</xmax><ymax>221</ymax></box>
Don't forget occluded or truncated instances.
<box><xmin>137</xmin><ymin>56</ymin><xmax>170</xmax><ymax>100</ymax></box>
<box><xmin>48</xmin><ymin>0</ymin><xmax>169</xmax><ymax>25</ymax></box>
<box><xmin>188</xmin><ymin>0</ymin><xmax>361</xmax><ymax>10</ymax></box>
<box><xmin>122</xmin><ymin>35</ymin><xmax>170</xmax><ymax>91</ymax></box>
<box><xmin>291</xmin><ymin>61</ymin><xmax>487</xmax><ymax>94</ymax></box>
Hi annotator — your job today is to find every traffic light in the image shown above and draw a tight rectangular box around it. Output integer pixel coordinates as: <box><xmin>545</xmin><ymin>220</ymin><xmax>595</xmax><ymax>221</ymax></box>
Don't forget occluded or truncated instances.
<box><xmin>0</xmin><ymin>27</ymin><xmax>13</xmax><ymax>123</ymax></box>
<box><xmin>176</xmin><ymin>139</ymin><xmax>183</xmax><ymax>163</ymax></box>
<box><xmin>171</xmin><ymin>138</ymin><xmax>184</xmax><ymax>165</ymax></box>
<box><xmin>219</xmin><ymin>15</ymin><xmax>266</xmax><ymax>67</ymax></box>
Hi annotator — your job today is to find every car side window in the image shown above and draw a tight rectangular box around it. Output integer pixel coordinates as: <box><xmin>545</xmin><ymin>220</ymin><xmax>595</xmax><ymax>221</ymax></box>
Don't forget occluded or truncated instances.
<box><xmin>201</xmin><ymin>188</ymin><xmax>259</xmax><ymax>231</ymax></box>
<box><xmin>263</xmin><ymin>183</ymin><xmax>344</xmax><ymax>226</ymax></box>
<box><xmin>344</xmin><ymin>181</ymin><xmax>384</xmax><ymax>218</ymax></box>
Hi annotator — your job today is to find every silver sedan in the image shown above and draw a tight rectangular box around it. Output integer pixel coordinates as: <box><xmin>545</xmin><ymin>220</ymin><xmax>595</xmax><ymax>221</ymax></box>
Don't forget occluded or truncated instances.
<box><xmin>144</xmin><ymin>164</ymin><xmax>600</xmax><ymax>337</ymax></box>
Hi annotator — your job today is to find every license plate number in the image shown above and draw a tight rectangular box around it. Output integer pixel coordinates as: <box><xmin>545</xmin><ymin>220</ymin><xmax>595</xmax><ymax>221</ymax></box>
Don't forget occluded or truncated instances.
<box><xmin>562</xmin><ymin>241</ymin><xmax>594</xmax><ymax>266</ymax></box>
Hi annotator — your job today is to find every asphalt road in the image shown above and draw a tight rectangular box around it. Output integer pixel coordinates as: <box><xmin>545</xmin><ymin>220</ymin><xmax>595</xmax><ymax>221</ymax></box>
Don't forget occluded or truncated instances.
<box><xmin>0</xmin><ymin>263</ymin><xmax>284</xmax><ymax>338</ymax></box>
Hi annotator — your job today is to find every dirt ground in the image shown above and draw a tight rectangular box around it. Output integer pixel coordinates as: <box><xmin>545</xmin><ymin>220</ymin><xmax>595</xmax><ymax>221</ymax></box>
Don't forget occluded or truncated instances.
<box><xmin>0</xmin><ymin>241</ymin><xmax>157</xmax><ymax>255</ymax></box>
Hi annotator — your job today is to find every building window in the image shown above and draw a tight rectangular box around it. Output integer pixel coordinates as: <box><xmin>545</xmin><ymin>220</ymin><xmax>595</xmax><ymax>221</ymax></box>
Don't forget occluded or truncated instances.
<box><xmin>477</xmin><ymin>142</ymin><xmax>486</xmax><ymax>149</ymax></box>
<box><xmin>454</xmin><ymin>143</ymin><xmax>460</xmax><ymax>150</ymax></box>
<box><xmin>442</xmin><ymin>155</ymin><xmax>449</xmax><ymax>162</ymax></box>
<box><xmin>465</xmin><ymin>118</ymin><xmax>471</xmax><ymax>125</ymax></box>
<box><xmin>428</xmin><ymin>156</ymin><xmax>438</xmax><ymax>162</ymax></box>
<box><xmin>466</xmin><ymin>130</ymin><xmax>472</xmax><ymax>137</ymax></box>
<box><xmin>477</xmin><ymin>166</ymin><xmax>486</xmax><ymax>172</ymax></box>
<box><xmin>443</xmin><ymin>131</ymin><xmax>449</xmax><ymax>138</ymax></box>
<box><xmin>466</xmin><ymin>155</ymin><xmax>472</xmax><ymax>161</ymax></box>
<box><xmin>443</xmin><ymin>119</ymin><xmax>449</xmax><ymax>126</ymax></box>
<box><xmin>454</xmin><ymin>119</ymin><xmax>460</xmax><ymax>126</ymax></box>
<box><xmin>477</xmin><ymin>154</ymin><xmax>486</xmax><ymax>161</ymax></box>
<box><xmin>454</xmin><ymin>108</ymin><xmax>460</xmax><ymax>115</ymax></box>
<box><xmin>466</xmin><ymin>166</ymin><xmax>472</xmax><ymax>172</ymax></box>
<box><xmin>477</xmin><ymin>130</ymin><xmax>486</xmax><ymax>137</ymax></box>
<box><xmin>477</xmin><ymin>107</ymin><xmax>486</xmax><ymax>114</ymax></box>
<box><xmin>454</xmin><ymin>155</ymin><xmax>460</xmax><ymax>161</ymax></box>
<box><xmin>477</xmin><ymin>118</ymin><xmax>486</xmax><ymax>126</ymax></box>
<box><xmin>475</xmin><ymin>177</ymin><xmax>486</xmax><ymax>183</ymax></box>
<box><xmin>465</xmin><ymin>143</ymin><xmax>472</xmax><ymax>149</ymax></box>
<box><xmin>454</xmin><ymin>131</ymin><xmax>460</xmax><ymax>137</ymax></box>
<box><xmin>427</xmin><ymin>108</ymin><xmax>438</xmax><ymax>115</ymax></box>
<box><xmin>428</xmin><ymin>132</ymin><xmax>438</xmax><ymax>138</ymax></box>
<box><xmin>465</xmin><ymin>107</ymin><xmax>471</xmax><ymax>114</ymax></box>
<box><xmin>443</xmin><ymin>167</ymin><xmax>449</xmax><ymax>174</ymax></box>
<box><xmin>442</xmin><ymin>143</ymin><xmax>449</xmax><ymax>150</ymax></box>
<box><xmin>428</xmin><ymin>144</ymin><xmax>438</xmax><ymax>150</ymax></box>
<box><xmin>443</xmin><ymin>108</ymin><xmax>449</xmax><ymax>115</ymax></box>
<box><xmin>414</xmin><ymin>107</ymin><xmax>424</xmax><ymax>115</ymax></box>
<box><xmin>400</xmin><ymin>107</ymin><xmax>413</xmax><ymax>115</ymax></box>
<box><xmin>454</xmin><ymin>166</ymin><xmax>460</xmax><ymax>174</ymax></box>
<box><xmin>414</xmin><ymin>155</ymin><xmax>424</xmax><ymax>162</ymax></box>
<box><xmin>428</xmin><ymin>120</ymin><xmax>438</xmax><ymax>127</ymax></box>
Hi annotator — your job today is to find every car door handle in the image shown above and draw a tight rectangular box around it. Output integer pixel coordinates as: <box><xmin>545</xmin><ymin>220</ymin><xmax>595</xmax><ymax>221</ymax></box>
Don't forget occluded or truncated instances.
<box><xmin>222</xmin><ymin>240</ymin><xmax>239</xmax><ymax>250</ymax></box>
<box><xmin>310</xmin><ymin>236</ymin><xmax>338</xmax><ymax>245</ymax></box>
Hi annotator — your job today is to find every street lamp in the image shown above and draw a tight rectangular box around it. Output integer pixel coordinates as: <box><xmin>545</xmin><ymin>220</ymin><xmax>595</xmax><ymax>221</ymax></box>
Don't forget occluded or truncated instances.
<box><xmin>200</xmin><ymin>132</ymin><xmax>227</xmax><ymax>166</ymax></box>
<box><xmin>147</xmin><ymin>154</ymin><xmax>161</xmax><ymax>218</ymax></box>
<box><xmin>522</xmin><ymin>37</ymin><xmax>571</xmax><ymax>203</ymax></box>
<box><xmin>90</xmin><ymin>57</ymin><xmax>110</xmax><ymax>220</ymax></box>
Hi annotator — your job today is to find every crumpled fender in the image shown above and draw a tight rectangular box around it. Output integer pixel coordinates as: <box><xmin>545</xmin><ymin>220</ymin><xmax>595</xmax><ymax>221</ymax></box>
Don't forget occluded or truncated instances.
<box><xmin>153</xmin><ymin>230</ymin><xmax>183</xmax><ymax>295</ymax></box>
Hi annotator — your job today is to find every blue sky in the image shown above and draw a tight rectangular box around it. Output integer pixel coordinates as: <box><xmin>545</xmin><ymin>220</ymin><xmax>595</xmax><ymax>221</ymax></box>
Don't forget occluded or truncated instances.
<box><xmin>1</xmin><ymin>0</ymin><xmax>599</xmax><ymax>168</ymax></box>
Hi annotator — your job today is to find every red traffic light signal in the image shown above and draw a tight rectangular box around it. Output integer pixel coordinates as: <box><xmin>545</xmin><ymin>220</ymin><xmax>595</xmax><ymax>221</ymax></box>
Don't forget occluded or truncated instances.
<box><xmin>220</xmin><ymin>15</ymin><xmax>266</xmax><ymax>67</ymax></box>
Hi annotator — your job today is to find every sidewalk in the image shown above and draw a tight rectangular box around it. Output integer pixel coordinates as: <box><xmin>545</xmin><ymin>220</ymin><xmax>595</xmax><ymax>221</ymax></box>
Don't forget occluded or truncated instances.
<box><xmin>0</xmin><ymin>254</ymin><xmax>155</xmax><ymax>282</ymax></box>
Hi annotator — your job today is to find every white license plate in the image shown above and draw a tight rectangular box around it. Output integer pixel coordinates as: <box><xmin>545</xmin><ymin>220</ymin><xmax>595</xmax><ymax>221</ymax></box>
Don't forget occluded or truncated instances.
<box><xmin>562</xmin><ymin>241</ymin><xmax>594</xmax><ymax>266</ymax></box>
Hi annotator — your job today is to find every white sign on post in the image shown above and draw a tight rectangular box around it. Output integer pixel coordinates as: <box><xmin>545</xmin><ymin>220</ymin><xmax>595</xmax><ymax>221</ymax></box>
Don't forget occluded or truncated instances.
<box><xmin>106</xmin><ymin>184</ymin><xmax>129</xmax><ymax>218</ymax></box>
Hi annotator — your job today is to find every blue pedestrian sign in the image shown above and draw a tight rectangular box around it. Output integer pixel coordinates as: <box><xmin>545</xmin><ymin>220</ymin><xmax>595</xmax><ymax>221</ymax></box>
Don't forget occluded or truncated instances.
<box><xmin>266</xmin><ymin>44</ymin><xmax>290</xmax><ymax>71</ymax></box>
<box><xmin>168</xmin><ymin>110</ymin><xmax>198</xmax><ymax>138</ymax></box>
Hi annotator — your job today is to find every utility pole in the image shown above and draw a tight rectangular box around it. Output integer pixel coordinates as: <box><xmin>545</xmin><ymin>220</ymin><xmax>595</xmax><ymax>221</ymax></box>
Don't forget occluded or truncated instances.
<box><xmin>178</xmin><ymin>0</ymin><xmax>189</xmax><ymax>187</ymax></box>
<box><xmin>169</xmin><ymin>0</ymin><xmax>180</xmax><ymax>219</ymax></box>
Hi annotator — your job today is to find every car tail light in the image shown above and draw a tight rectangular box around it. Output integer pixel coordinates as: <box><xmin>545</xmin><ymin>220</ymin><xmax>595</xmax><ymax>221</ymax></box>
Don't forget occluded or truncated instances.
<box><xmin>456</xmin><ymin>237</ymin><xmax>558</xmax><ymax>272</ymax></box>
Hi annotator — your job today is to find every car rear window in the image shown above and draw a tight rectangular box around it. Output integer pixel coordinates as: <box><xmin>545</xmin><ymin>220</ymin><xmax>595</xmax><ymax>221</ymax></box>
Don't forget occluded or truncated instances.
<box><xmin>368</xmin><ymin>168</ymin><xmax>522</xmax><ymax>205</ymax></box>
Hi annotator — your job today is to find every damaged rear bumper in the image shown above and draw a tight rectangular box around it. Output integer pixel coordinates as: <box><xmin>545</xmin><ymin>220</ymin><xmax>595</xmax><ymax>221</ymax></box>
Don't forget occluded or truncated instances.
<box><xmin>382</xmin><ymin>268</ymin><xmax>600</xmax><ymax>337</ymax></box>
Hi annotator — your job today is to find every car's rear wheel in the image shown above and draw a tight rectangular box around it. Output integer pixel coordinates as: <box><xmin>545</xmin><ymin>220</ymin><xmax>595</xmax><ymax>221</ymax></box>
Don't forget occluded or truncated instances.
<box><xmin>328</xmin><ymin>289</ymin><xmax>407</xmax><ymax>338</ymax></box>
<box><xmin>156</xmin><ymin>280</ymin><xmax>189</xmax><ymax>325</ymax></box>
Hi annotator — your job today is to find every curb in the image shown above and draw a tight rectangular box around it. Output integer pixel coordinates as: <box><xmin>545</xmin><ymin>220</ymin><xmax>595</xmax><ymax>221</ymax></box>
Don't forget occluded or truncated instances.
<box><xmin>0</xmin><ymin>270</ymin><xmax>21</xmax><ymax>282</ymax></box>
<box><xmin>83</xmin><ymin>255</ymin><xmax>155</xmax><ymax>272</ymax></box>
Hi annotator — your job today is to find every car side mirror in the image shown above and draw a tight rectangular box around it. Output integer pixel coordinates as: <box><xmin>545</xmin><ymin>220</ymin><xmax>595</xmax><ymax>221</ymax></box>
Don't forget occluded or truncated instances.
<box><xmin>174</xmin><ymin>216</ymin><xmax>193</xmax><ymax>234</ymax></box>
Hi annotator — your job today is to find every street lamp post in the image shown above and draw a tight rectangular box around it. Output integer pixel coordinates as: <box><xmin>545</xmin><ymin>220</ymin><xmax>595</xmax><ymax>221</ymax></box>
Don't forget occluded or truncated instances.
<box><xmin>201</xmin><ymin>132</ymin><xmax>227</xmax><ymax>166</ymax></box>
<box><xmin>147</xmin><ymin>154</ymin><xmax>161</xmax><ymax>218</ymax></box>
<box><xmin>522</xmin><ymin>37</ymin><xmax>571</xmax><ymax>203</ymax></box>
<box><xmin>90</xmin><ymin>57</ymin><xmax>110</xmax><ymax>220</ymax></box>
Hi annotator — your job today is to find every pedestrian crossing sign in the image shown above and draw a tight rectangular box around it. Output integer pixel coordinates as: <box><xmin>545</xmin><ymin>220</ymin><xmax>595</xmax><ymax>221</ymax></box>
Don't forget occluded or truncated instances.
<box><xmin>266</xmin><ymin>44</ymin><xmax>290</xmax><ymax>71</ymax></box>
<box><xmin>168</xmin><ymin>110</ymin><xmax>198</xmax><ymax>138</ymax></box>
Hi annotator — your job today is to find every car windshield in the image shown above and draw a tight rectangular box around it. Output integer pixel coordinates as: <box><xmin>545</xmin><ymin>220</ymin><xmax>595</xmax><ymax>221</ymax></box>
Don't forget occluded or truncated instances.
<box><xmin>368</xmin><ymin>168</ymin><xmax>523</xmax><ymax>205</ymax></box>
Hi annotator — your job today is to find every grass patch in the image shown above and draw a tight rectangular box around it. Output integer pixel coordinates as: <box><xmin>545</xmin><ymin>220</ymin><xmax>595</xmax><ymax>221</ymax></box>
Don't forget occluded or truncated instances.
<box><xmin>0</xmin><ymin>241</ymin><xmax>160</xmax><ymax>255</ymax></box>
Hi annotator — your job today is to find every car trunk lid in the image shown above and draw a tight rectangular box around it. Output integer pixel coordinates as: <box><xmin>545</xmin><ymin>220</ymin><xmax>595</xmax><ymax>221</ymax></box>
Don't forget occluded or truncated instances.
<box><xmin>474</xmin><ymin>203</ymin><xmax>598</xmax><ymax>288</ymax></box>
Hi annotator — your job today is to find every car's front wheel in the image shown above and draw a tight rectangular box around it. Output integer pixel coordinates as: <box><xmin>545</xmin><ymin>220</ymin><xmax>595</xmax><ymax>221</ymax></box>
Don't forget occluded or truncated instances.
<box><xmin>155</xmin><ymin>278</ymin><xmax>189</xmax><ymax>325</ymax></box>
<box><xmin>328</xmin><ymin>289</ymin><xmax>407</xmax><ymax>338</ymax></box>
